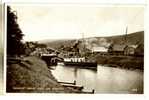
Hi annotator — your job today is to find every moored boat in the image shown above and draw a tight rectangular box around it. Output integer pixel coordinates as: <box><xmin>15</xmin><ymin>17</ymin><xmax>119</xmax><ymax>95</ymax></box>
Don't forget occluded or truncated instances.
<box><xmin>63</xmin><ymin>57</ymin><xmax>97</xmax><ymax>70</ymax></box>
<box><xmin>62</xmin><ymin>33</ymin><xmax>97</xmax><ymax>70</ymax></box>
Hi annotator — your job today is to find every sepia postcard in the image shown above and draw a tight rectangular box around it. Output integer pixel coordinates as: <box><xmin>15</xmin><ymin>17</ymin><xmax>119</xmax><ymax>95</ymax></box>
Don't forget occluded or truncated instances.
<box><xmin>5</xmin><ymin>3</ymin><xmax>144</xmax><ymax>94</ymax></box>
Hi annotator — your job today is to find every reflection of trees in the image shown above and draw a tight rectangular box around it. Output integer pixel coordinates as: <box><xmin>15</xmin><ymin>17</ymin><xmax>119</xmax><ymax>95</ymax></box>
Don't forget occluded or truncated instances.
<box><xmin>74</xmin><ymin>68</ymin><xmax>78</xmax><ymax>79</ymax></box>
<box><xmin>7</xmin><ymin>6</ymin><xmax>25</xmax><ymax>56</ymax></box>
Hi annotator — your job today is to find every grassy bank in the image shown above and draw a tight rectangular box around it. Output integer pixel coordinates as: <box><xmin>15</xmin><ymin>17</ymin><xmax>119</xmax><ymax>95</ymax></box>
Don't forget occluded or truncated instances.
<box><xmin>7</xmin><ymin>56</ymin><xmax>82</xmax><ymax>93</ymax></box>
<box><xmin>88</xmin><ymin>54</ymin><xmax>144</xmax><ymax>70</ymax></box>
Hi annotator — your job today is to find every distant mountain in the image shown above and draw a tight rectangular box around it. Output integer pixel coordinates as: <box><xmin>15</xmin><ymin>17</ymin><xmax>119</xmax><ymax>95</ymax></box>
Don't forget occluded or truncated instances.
<box><xmin>41</xmin><ymin>31</ymin><xmax>144</xmax><ymax>49</ymax></box>
<box><xmin>41</xmin><ymin>39</ymin><xmax>76</xmax><ymax>49</ymax></box>
<box><xmin>100</xmin><ymin>31</ymin><xmax>144</xmax><ymax>45</ymax></box>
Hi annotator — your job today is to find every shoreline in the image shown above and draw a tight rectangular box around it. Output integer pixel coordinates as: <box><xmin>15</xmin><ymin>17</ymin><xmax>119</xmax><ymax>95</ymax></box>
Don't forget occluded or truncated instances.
<box><xmin>88</xmin><ymin>54</ymin><xmax>144</xmax><ymax>70</ymax></box>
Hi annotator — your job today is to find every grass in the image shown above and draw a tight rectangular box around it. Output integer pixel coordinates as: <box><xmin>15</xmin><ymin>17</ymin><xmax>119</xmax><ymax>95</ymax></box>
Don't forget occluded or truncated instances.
<box><xmin>6</xmin><ymin>56</ymin><xmax>82</xmax><ymax>93</ymax></box>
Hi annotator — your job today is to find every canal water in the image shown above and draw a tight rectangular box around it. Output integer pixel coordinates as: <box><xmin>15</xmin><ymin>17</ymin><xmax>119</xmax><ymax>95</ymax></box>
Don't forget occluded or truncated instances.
<box><xmin>51</xmin><ymin>64</ymin><xmax>143</xmax><ymax>93</ymax></box>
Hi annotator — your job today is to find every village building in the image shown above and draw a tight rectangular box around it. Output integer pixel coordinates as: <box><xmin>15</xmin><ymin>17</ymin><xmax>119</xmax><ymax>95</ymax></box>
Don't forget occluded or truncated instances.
<box><xmin>108</xmin><ymin>44</ymin><xmax>139</xmax><ymax>56</ymax></box>
<box><xmin>124</xmin><ymin>45</ymin><xmax>138</xmax><ymax>55</ymax></box>
<box><xmin>91</xmin><ymin>46</ymin><xmax>108</xmax><ymax>55</ymax></box>
<box><xmin>134</xmin><ymin>44</ymin><xmax>144</xmax><ymax>56</ymax></box>
<box><xmin>108</xmin><ymin>44</ymin><xmax>126</xmax><ymax>55</ymax></box>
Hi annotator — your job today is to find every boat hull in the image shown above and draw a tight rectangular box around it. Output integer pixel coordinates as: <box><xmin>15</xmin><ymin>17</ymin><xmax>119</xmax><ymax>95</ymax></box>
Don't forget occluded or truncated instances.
<box><xmin>64</xmin><ymin>61</ymin><xmax>97</xmax><ymax>70</ymax></box>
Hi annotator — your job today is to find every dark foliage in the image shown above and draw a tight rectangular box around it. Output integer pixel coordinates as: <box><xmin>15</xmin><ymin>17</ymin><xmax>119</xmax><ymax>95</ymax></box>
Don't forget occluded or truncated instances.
<box><xmin>7</xmin><ymin>6</ymin><xmax>25</xmax><ymax>56</ymax></box>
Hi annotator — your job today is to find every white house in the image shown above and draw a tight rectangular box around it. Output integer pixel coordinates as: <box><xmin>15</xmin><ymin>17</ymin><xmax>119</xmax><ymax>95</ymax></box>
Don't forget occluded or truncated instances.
<box><xmin>91</xmin><ymin>46</ymin><xmax>108</xmax><ymax>53</ymax></box>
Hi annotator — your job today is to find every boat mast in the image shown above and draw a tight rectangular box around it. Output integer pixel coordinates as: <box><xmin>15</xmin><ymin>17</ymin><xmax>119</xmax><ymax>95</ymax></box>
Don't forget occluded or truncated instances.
<box><xmin>124</xmin><ymin>26</ymin><xmax>128</xmax><ymax>44</ymax></box>
<box><xmin>82</xmin><ymin>32</ymin><xmax>86</xmax><ymax>57</ymax></box>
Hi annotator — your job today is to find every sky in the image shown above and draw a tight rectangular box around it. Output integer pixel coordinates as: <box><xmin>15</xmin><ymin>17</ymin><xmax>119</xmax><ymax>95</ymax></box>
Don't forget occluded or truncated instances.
<box><xmin>10</xmin><ymin>4</ymin><xmax>144</xmax><ymax>41</ymax></box>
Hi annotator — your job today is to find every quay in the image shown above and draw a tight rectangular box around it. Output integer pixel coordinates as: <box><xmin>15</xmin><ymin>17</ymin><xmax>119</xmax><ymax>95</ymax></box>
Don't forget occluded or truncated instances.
<box><xmin>58</xmin><ymin>80</ymin><xmax>94</xmax><ymax>93</ymax></box>
<box><xmin>58</xmin><ymin>80</ymin><xmax>76</xmax><ymax>85</ymax></box>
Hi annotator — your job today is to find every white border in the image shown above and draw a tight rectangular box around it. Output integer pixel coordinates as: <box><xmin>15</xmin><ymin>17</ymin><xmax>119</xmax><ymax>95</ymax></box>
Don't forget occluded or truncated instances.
<box><xmin>144</xmin><ymin>2</ymin><xmax>149</xmax><ymax>99</ymax></box>
<box><xmin>0</xmin><ymin>2</ymin><xmax>4</xmax><ymax>95</ymax></box>
<box><xmin>1</xmin><ymin>0</ymin><xmax>147</xmax><ymax>5</ymax></box>
<box><xmin>3</xmin><ymin>2</ymin><xmax>6</xmax><ymax>95</ymax></box>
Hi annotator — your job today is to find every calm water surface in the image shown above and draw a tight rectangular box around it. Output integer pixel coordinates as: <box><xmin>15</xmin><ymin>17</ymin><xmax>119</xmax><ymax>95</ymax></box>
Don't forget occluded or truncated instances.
<box><xmin>51</xmin><ymin>64</ymin><xmax>143</xmax><ymax>93</ymax></box>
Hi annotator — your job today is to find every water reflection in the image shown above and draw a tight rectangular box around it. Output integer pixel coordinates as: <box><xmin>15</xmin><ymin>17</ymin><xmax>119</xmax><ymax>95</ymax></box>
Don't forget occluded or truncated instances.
<box><xmin>51</xmin><ymin>64</ymin><xmax>143</xmax><ymax>93</ymax></box>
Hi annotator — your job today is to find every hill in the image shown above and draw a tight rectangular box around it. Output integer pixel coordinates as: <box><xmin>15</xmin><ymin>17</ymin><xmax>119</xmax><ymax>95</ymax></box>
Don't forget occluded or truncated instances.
<box><xmin>101</xmin><ymin>31</ymin><xmax>144</xmax><ymax>45</ymax></box>
<box><xmin>41</xmin><ymin>31</ymin><xmax>144</xmax><ymax>50</ymax></box>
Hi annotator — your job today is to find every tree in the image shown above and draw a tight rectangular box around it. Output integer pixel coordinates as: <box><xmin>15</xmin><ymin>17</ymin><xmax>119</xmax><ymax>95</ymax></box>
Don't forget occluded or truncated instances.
<box><xmin>7</xmin><ymin>6</ymin><xmax>25</xmax><ymax>56</ymax></box>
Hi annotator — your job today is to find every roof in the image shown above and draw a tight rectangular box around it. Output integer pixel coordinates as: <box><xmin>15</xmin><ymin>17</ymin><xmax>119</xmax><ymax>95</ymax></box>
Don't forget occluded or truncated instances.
<box><xmin>92</xmin><ymin>46</ymin><xmax>108</xmax><ymax>52</ymax></box>
<box><xmin>126</xmin><ymin>45</ymin><xmax>138</xmax><ymax>49</ymax></box>
<box><xmin>112</xmin><ymin>45</ymin><xmax>126</xmax><ymax>51</ymax></box>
